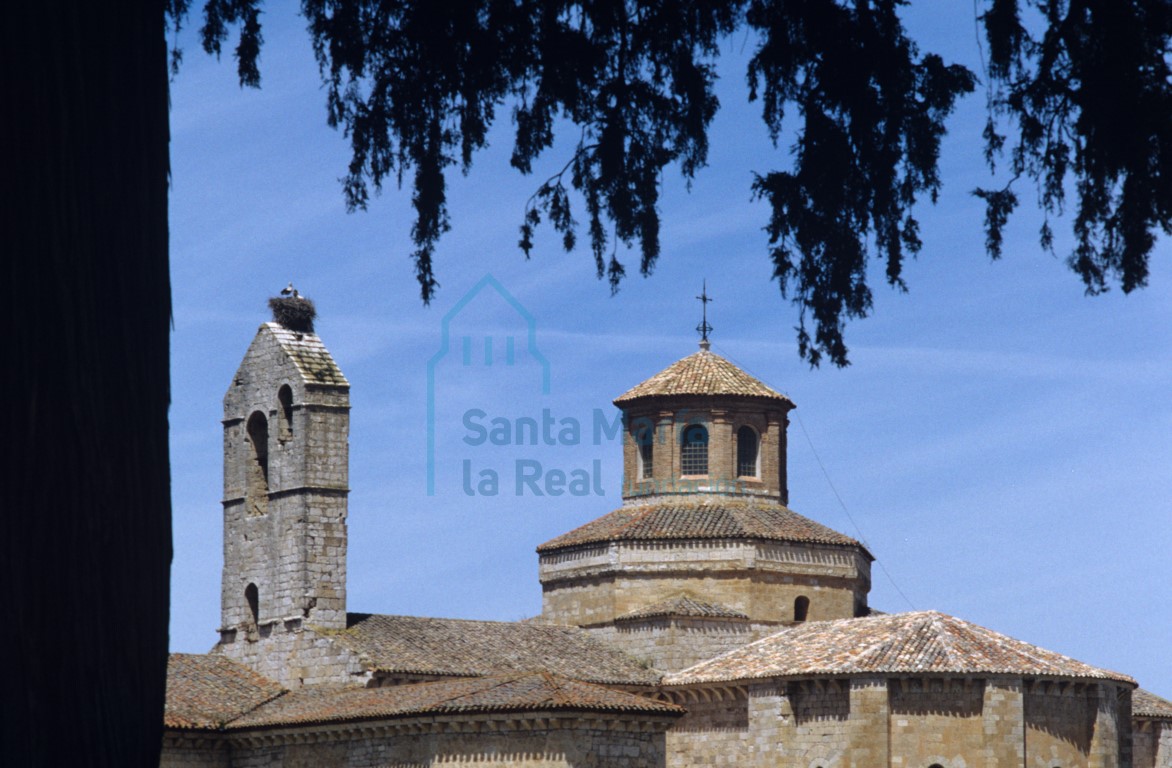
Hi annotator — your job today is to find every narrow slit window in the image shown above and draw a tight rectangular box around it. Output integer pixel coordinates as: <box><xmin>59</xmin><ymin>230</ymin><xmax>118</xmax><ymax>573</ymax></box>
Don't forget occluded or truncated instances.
<box><xmin>737</xmin><ymin>426</ymin><xmax>759</xmax><ymax>478</ymax></box>
<box><xmin>637</xmin><ymin>425</ymin><xmax>654</xmax><ymax>479</ymax></box>
<box><xmin>681</xmin><ymin>424</ymin><xmax>709</xmax><ymax>476</ymax></box>
<box><xmin>246</xmin><ymin>411</ymin><xmax>270</xmax><ymax>516</ymax></box>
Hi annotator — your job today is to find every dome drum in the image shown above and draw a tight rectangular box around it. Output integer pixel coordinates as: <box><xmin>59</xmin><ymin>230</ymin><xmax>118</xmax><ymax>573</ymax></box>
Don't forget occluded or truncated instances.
<box><xmin>620</xmin><ymin>398</ymin><xmax>790</xmax><ymax>504</ymax></box>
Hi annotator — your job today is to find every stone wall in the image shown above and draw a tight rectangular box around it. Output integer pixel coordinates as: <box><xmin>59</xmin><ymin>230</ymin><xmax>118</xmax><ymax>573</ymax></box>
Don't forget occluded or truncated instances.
<box><xmin>214</xmin><ymin>625</ymin><xmax>369</xmax><ymax>689</ymax></box>
<box><xmin>540</xmin><ymin>538</ymin><xmax>870</xmax><ymax>628</ymax></box>
<box><xmin>164</xmin><ymin>714</ymin><xmax>675</xmax><ymax>768</ymax></box>
<box><xmin>780</xmin><ymin>677</ymin><xmax>892</xmax><ymax>766</ymax></box>
<box><xmin>1025</xmin><ymin>682</ymin><xmax>1097</xmax><ymax>767</ymax></box>
<box><xmin>664</xmin><ymin>688</ymin><xmax>750</xmax><ymax>765</ymax></box>
<box><xmin>659</xmin><ymin>676</ymin><xmax>1135</xmax><ymax>768</ymax></box>
<box><xmin>1133</xmin><ymin>719</ymin><xmax>1172</xmax><ymax>768</ymax></box>
<box><xmin>160</xmin><ymin>734</ymin><xmax>229</xmax><ymax>768</ymax></box>
<box><xmin>981</xmin><ymin>678</ymin><xmax>1027</xmax><ymax>766</ymax></box>
<box><xmin>889</xmin><ymin>678</ymin><xmax>984</xmax><ymax>768</ymax></box>
<box><xmin>590</xmin><ymin>618</ymin><xmax>772</xmax><ymax>672</ymax></box>
<box><xmin>221</xmin><ymin>324</ymin><xmax>350</xmax><ymax>644</ymax></box>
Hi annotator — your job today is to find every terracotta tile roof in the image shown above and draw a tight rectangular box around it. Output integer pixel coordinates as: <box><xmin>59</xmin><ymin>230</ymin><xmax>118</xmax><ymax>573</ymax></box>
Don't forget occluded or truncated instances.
<box><xmin>614</xmin><ymin>349</ymin><xmax>793</xmax><ymax>406</ymax></box>
<box><xmin>228</xmin><ymin>671</ymin><xmax>682</xmax><ymax>729</ymax></box>
<box><xmin>164</xmin><ymin>653</ymin><xmax>286</xmax><ymax>730</ymax></box>
<box><xmin>264</xmin><ymin>322</ymin><xmax>348</xmax><ymax>386</ymax></box>
<box><xmin>664</xmin><ymin>611</ymin><xmax>1135</xmax><ymax>685</ymax></box>
<box><xmin>327</xmin><ymin>614</ymin><xmax>661</xmax><ymax>685</ymax></box>
<box><xmin>1134</xmin><ymin>688</ymin><xmax>1172</xmax><ymax>719</ymax></box>
<box><xmin>617</xmin><ymin>596</ymin><xmax>750</xmax><ymax>622</ymax></box>
<box><xmin>537</xmin><ymin>499</ymin><xmax>865</xmax><ymax>553</ymax></box>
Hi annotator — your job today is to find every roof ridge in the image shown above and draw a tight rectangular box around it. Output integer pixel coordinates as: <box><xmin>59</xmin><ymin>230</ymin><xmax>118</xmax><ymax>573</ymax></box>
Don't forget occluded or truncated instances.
<box><xmin>353</xmin><ymin>612</ymin><xmax>525</xmax><ymax>627</ymax></box>
<box><xmin>218</xmin><ymin>688</ymin><xmax>291</xmax><ymax>729</ymax></box>
<box><xmin>826</xmin><ymin>613</ymin><xmax>916</xmax><ymax>672</ymax></box>
<box><xmin>165</xmin><ymin>653</ymin><xmax>290</xmax><ymax>731</ymax></box>
<box><xmin>541</xmin><ymin>670</ymin><xmax>574</xmax><ymax>708</ymax></box>
<box><xmin>969</xmin><ymin>616</ymin><xmax>1090</xmax><ymax>674</ymax></box>
<box><xmin>662</xmin><ymin>610</ymin><xmax>1135</xmax><ymax>686</ymax></box>
<box><xmin>923</xmin><ymin>612</ymin><xmax>960</xmax><ymax>669</ymax></box>
<box><xmin>425</xmin><ymin>671</ymin><xmax>532</xmax><ymax>711</ymax></box>
<box><xmin>1134</xmin><ymin>688</ymin><xmax>1172</xmax><ymax>718</ymax></box>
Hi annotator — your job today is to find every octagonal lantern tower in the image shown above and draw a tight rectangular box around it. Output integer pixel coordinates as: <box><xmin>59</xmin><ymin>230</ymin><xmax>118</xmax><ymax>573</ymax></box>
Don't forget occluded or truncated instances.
<box><xmin>613</xmin><ymin>339</ymin><xmax>795</xmax><ymax>504</ymax></box>
<box><xmin>537</xmin><ymin>342</ymin><xmax>874</xmax><ymax>671</ymax></box>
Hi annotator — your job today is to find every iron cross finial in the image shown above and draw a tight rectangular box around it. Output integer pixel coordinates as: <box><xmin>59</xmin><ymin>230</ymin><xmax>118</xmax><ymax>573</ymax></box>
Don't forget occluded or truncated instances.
<box><xmin>696</xmin><ymin>280</ymin><xmax>713</xmax><ymax>348</ymax></box>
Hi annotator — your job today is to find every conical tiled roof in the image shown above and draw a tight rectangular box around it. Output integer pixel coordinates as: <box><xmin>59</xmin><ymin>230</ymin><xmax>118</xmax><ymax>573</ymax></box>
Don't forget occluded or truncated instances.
<box><xmin>613</xmin><ymin>349</ymin><xmax>793</xmax><ymax>406</ymax></box>
<box><xmin>664</xmin><ymin>611</ymin><xmax>1135</xmax><ymax>685</ymax></box>
<box><xmin>537</xmin><ymin>499</ymin><xmax>865</xmax><ymax>554</ymax></box>
<box><xmin>1134</xmin><ymin>688</ymin><xmax>1172</xmax><ymax>719</ymax></box>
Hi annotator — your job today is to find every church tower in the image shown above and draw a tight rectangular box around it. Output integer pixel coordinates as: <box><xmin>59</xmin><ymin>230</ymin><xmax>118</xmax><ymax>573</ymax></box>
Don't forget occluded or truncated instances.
<box><xmin>538</xmin><ymin>337</ymin><xmax>873</xmax><ymax>671</ymax></box>
<box><xmin>218</xmin><ymin>295</ymin><xmax>349</xmax><ymax>649</ymax></box>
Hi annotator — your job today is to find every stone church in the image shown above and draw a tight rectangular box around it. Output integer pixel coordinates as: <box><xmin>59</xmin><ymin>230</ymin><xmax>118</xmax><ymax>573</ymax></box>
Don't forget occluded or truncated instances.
<box><xmin>162</xmin><ymin>301</ymin><xmax>1172</xmax><ymax>767</ymax></box>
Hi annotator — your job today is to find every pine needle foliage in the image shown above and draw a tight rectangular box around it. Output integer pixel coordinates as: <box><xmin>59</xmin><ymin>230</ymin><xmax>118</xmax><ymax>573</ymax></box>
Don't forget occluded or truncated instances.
<box><xmin>176</xmin><ymin>0</ymin><xmax>1172</xmax><ymax>367</ymax></box>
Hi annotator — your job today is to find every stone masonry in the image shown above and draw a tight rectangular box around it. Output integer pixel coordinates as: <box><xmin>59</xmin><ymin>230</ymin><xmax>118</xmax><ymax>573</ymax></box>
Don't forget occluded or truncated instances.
<box><xmin>658</xmin><ymin>676</ymin><xmax>1138</xmax><ymax>768</ymax></box>
<box><xmin>217</xmin><ymin>322</ymin><xmax>350</xmax><ymax>676</ymax></box>
<box><xmin>165</xmin><ymin>713</ymin><xmax>677</xmax><ymax>768</ymax></box>
<box><xmin>161</xmin><ymin>313</ymin><xmax>1172</xmax><ymax>768</ymax></box>
<box><xmin>538</xmin><ymin>347</ymin><xmax>872</xmax><ymax>671</ymax></box>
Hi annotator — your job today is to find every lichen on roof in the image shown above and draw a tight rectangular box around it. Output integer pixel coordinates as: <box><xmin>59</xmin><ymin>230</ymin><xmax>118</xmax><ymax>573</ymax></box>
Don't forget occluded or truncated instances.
<box><xmin>227</xmin><ymin>671</ymin><xmax>683</xmax><ymax>729</ymax></box>
<box><xmin>614</xmin><ymin>348</ymin><xmax>793</xmax><ymax>406</ymax></box>
<box><xmin>537</xmin><ymin>499</ymin><xmax>865</xmax><ymax>554</ymax></box>
<box><xmin>165</xmin><ymin>656</ymin><xmax>679</xmax><ymax>732</ymax></box>
<box><xmin>263</xmin><ymin>322</ymin><xmax>348</xmax><ymax>386</ymax></box>
<box><xmin>1134</xmin><ymin>688</ymin><xmax>1172</xmax><ymax>719</ymax></box>
<box><xmin>164</xmin><ymin>653</ymin><xmax>286</xmax><ymax>730</ymax></box>
<box><xmin>327</xmin><ymin>613</ymin><xmax>662</xmax><ymax>685</ymax></box>
<box><xmin>664</xmin><ymin>611</ymin><xmax>1136</xmax><ymax>686</ymax></box>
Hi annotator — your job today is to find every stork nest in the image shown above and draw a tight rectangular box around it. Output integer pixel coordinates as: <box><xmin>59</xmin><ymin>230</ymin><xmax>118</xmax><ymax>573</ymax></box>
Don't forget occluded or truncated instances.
<box><xmin>269</xmin><ymin>296</ymin><xmax>316</xmax><ymax>333</ymax></box>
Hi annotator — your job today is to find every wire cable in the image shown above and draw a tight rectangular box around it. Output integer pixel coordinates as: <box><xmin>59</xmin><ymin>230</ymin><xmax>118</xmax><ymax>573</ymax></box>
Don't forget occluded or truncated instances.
<box><xmin>794</xmin><ymin>411</ymin><xmax>917</xmax><ymax>611</ymax></box>
<box><xmin>710</xmin><ymin>341</ymin><xmax>916</xmax><ymax>611</ymax></box>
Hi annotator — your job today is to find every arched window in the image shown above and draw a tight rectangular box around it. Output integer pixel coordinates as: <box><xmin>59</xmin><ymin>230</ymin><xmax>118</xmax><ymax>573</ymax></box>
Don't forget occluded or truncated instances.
<box><xmin>737</xmin><ymin>426</ymin><xmax>759</xmax><ymax>478</ymax></box>
<box><xmin>636</xmin><ymin>425</ymin><xmax>654</xmax><ymax>479</ymax></box>
<box><xmin>794</xmin><ymin>595</ymin><xmax>810</xmax><ymax>622</ymax></box>
<box><xmin>246</xmin><ymin>411</ymin><xmax>269</xmax><ymax>516</ymax></box>
<box><xmin>277</xmin><ymin>384</ymin><xmax>294</xmax><ymax>440</ymax></box>
<box><xmin>244</xmin><ymin>583</ymin><xmax>259</xmax><ymax>628</ymax></box>
<box><xmin>681</xmin><ymin>424</ymin><xmax>709</xmax><ymax>476</ymax></box>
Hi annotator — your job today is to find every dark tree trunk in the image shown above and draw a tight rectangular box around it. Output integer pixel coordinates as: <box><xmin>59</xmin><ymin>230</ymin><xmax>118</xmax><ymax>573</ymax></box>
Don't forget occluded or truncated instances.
<box><xmin>5</xmin><ymin>3</ymin><xmax>172</xmax><ymax>766</ymax></box>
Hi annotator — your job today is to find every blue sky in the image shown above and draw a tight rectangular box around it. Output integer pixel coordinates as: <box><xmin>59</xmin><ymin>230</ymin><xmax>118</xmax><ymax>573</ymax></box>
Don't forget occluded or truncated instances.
<box><xmin>168</xmin><ymin>4</ymin><xmax>1171</xmax><ymax>696</ymax></box>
